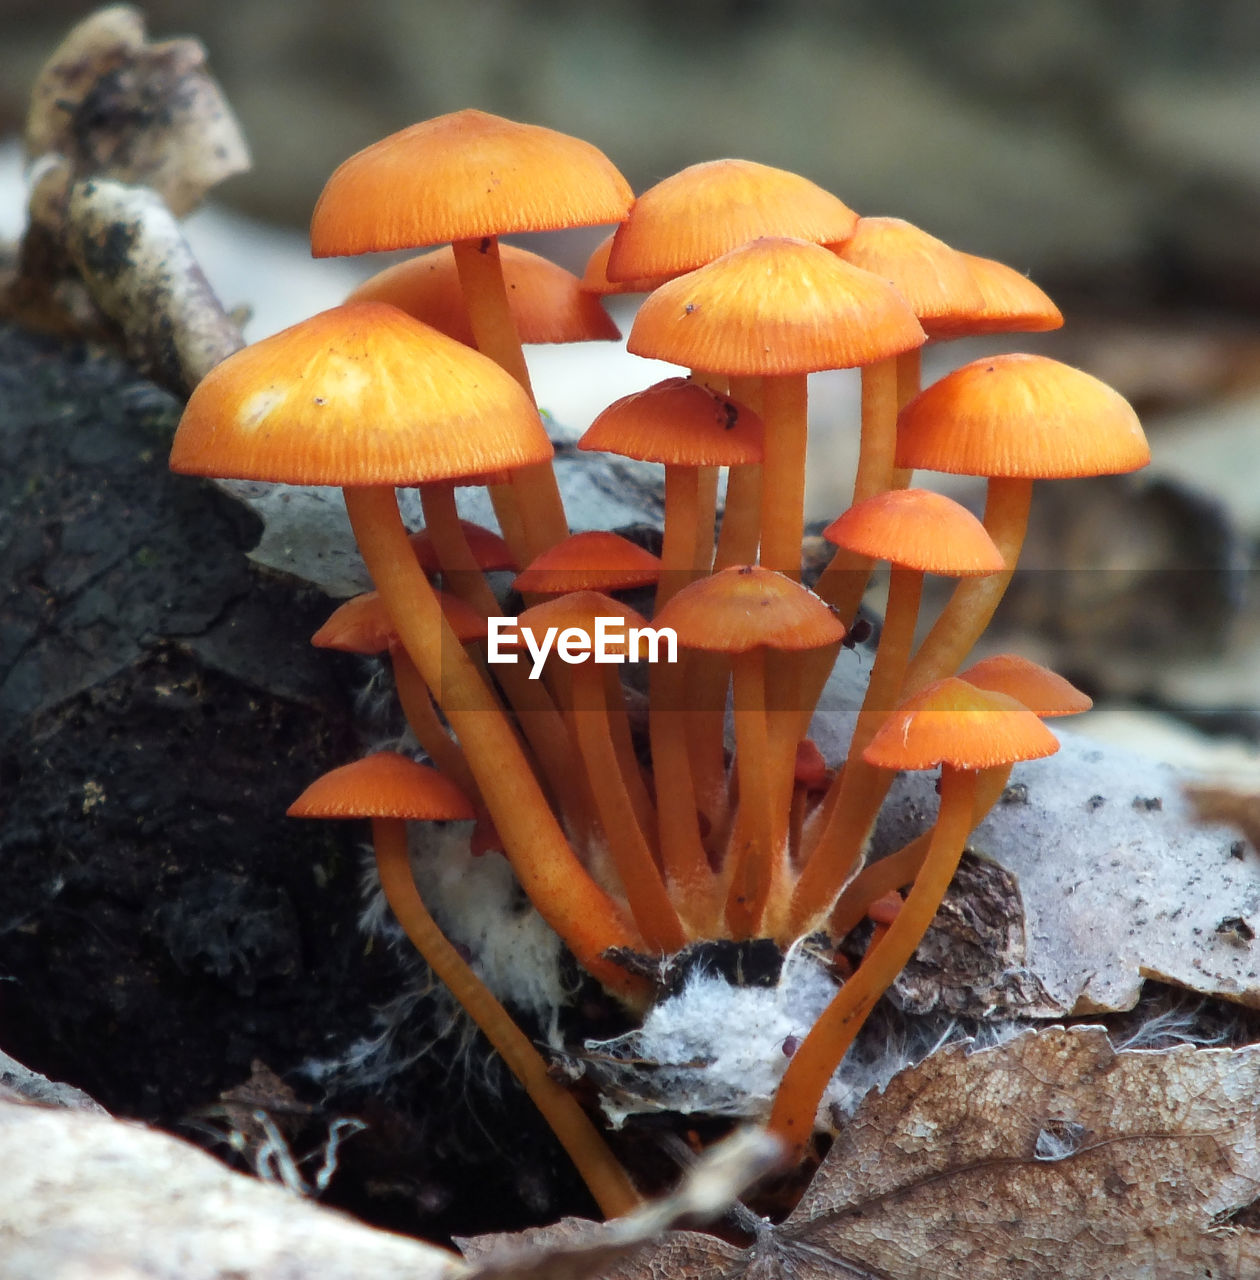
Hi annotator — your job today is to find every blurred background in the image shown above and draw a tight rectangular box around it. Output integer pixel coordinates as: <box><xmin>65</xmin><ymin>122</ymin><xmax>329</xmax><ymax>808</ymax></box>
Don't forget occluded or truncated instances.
<box><xmin>3</xmin><ymin>0</ymin><xmax>1260</xmax><ymax>771</ymax></box>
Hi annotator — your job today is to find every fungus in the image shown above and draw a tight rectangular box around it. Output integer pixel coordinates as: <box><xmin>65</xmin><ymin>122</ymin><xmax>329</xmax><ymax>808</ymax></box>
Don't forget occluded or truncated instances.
<box><xmin>513</xmin><ymin>592</ymin><xmax>685</xmax><ymax>953</ymax></box>
<box><xmin>288</xmin><ymin>752</ymin><xmax>640</xmax><ymax>1217</ymax></box>
<box><xmin>607</xmin><ymin>158</ymin><xmax>858</xmax><ymax>283</ymax></box>
<box><xmin>767</xmin><ymin>678</ymin><xmax>1057</xmax><ymax>1155</ymax></box>
<box><xmin>170</xmin><ymin>300</ymin><xmax>646</xmax><ymax>998</ymax></box>
<box><xmin>513</xmin><ymin>530</ymin><xmax>662</xmax><ymax>596</ymax></box>
<box><xmin>579</xmin><ymin>376</ymin><xmax>764</xmax><ymax>605</ymax></box>
<box><xmin>310</xmin><ymin>108</ymin><xmax>635</xmax><ymax>560</ymax></box>
<box><xmin>896</xmin><ymin>353</ymin><xmax>1150</xmax><ymax>694</ymax></box>
<box><xmin>348</xmin><ymin>243</ymin><xmax>620</xmax><ymax>347</ymax></box>
<box><xmin>654</xmin><ymin>566</ymin><xmax>846</xmax><ymax>938</ymax></box>
<box><xmin>629</xmin><ymin>237</ymin><xmax>924</xmax><ymax>579</ymax></box>
<box><xmin>787</xmin><ymin>489</ymin><xmax>1005</xmax><ymax>936</ymax></box>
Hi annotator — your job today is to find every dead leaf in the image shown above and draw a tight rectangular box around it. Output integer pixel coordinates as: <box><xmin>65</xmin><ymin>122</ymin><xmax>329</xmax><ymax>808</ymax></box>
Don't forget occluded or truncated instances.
<box><xmin>594</xmin><ymin>1027</ymin><xmax>1260</xmax><ymax>1279</ymax></box>
<box><xmin>1186</xmin><ymin>780</ymin><xmax>1260</xmax><ymax>855</ymax></box>
<box><xmin>847</xmin><ymin>725</ymin><xmax>1260</xmax><ymax>1015</ymax></box>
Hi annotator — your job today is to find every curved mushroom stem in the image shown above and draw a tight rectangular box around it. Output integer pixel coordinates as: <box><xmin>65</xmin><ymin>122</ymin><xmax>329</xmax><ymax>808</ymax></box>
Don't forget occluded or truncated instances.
<box><xmin>570</xmin><ymin>662</ymin><xmax>687</xmax><ymax>953</ymax></box>
<box><xmin>370</xmin><ymin>815</ymin><xmax>642</xmax><ymax>1218</ymax></box>
<box><xmin>758</xmin><ymin>374</ymin><xmax>809</xmax><ymax>578</ymax></box>
<box><xmin>344</xmin><ymin>483</ymin><xmax>647</xmax><ymax>1002</ymax></box>
<box><xmin>828</xmin><ymin>763</ymin><xmax>1011</xmax><ymax>938</ymax></box>
<box><xmin>786</xmin><ymin>568</ymin><xmax>924</xmax><ymax>937</ymax></box>
<box><xmin>389</xmin><ymin>643</ymin><xmax>480</xmax><ymax>800</ymax></box>
<box><xmin>452</xmin><ymin>236</ymin><xmax>569</xmax><ymax>560</ymax></box>
<box><xmin>766</xmin><ymin>765</ymin><xmax>980</xmax><ymax>1157</ymax></box>
<box><xmin>900</xmin><ymin>478</ymin><xmax>1032</xmax><ymax>696</ymax></box>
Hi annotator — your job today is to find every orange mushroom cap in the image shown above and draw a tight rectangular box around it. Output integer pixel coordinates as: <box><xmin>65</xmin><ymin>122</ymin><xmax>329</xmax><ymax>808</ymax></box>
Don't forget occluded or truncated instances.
<box><xmin>895</xmin><ymin>353</ymin><xmax>1150</xmax><ymax>479</ymax></box>
<box><xmin>628</xmin><ymin>238</ymin><xmax>925</xmax><ymax>376</ymax></box>
<box><xmin>310</xmin><ymin>109</ymin><xmax>633</xmax><ymax>255</ymax></box>
<box><xmin>830</xmin><ymin>216</ymin><xmax>983</xmax><ymax>334</ymax></box>
<box><xmin>514</xmin><ymin>591</ymin><xmax>650</xmax><ymax>660</ymax></box>
<box><xmin>960</xmin><ymin>654</ymin><xmax>1093</xmax><ymax>717</ymax></box>
<box><xmin>607</xmin><ymin>159</ymin><xmax>858</xmax><ymax>283</ymax></box>
<box><xmin>579</xmin><ymin>377</ymin><xmax>764</xmax><ymax>466</ymax></box>
<box><xmin>288</xmin><ymin>751</ymin><xmax>475</xmax><ymax>821</ymax></box>
<box><xmin>169</xmin><ymin>302</ymin><xmax>552</xmax><ymax>486</ymax></box>
<box><xmin>409</xmin><ymin>521</ymin><xmax>517</xmax><ymax>575</ymax></box>
<box><xmin>927</xmin><ymin>252</ymin><xmax>1063</xmax><ymax>339</ymax></box>
<box><xmin>863</xmin><ymin>677</ymin><xmax>1059</xmax><ymax>772</ymax></box>
<box><xmin>653</xmin><ymin>565</ymin><xmax>846</xmax><ymax>653</ymax></box>
<box><xmin>312</xmin><ymin>590</ymin><xmax>487</xmax><ymax>652</ymax></box>
<box><xmin>513</xmin><ymin>531</ymin><xmax>662</xmax><ymax>595</ymax></box>
<box><xmin>347</xmin><ymin>244</ymin><xmax>620</xmax><ymax>346</ymax></box>
<box><xmin>822</xmin><ymin>489</ymin><xmax>1005</xmax><ymax>577</ymax></box>
<box><xmin>580</xmin><ymin>234</ymin><xmax>666</xmax><ymax>296</ymax></box>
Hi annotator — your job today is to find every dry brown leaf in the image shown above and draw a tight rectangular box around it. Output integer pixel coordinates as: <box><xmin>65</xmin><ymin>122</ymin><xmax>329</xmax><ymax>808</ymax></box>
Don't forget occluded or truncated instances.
<box><xmin>592</xmin><ymin>1027</ymin><xmax>1260</xmax><ymax>1279</ymax></box>
<box><xmin>1187</xmin><ymin>780</ymin><xmax>1260</xmax><ymax>856</ymax></box>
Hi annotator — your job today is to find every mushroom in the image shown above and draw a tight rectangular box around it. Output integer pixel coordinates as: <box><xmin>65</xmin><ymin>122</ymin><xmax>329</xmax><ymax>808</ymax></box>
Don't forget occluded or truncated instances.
<box><xmin>787</xmin><ymin>488</ymin><xmax>1005</xmax><ymax>937</ymax></box>
<box><xmin>348</xmin><ymin>243</ymin><xmax>619</xmax><ymax>347</ymax></box>
<box><xmin>653</xmin><ymin>566</ymin><xmax>846</xmax><ymax>938</ymax></box>
<box><xmin>826</xmin><ymin>654</ymin><xmax>1092</xmax><ymax>939</ymax></box>
<box><xmin>311</xmin><ymin>109</ymin><xmax>635</xmax><ymax>561</ymax></box>
<box><xmin>606</xmin><ymin>158</ymin><xmax>858</xmax><ymax>284</ymax></box>
<box><xmin>896</xmin><ymin>353</ymin><xmax>1150</xmax><ymax>694</ymax></box>
<box><xmin>767</xmin><ymin>678</ymin><xmax>1058</xmax><ymax>1156</ymax></box>
<box><xmin>288</xmin><ymin>751</ymin><xmax>640</xmax><ymax>1217</ymax></box>
<box><xmin>629</xmin><ymin>237</ymin><xmax>925</xmax><ymax>580</ymax></box>
<box><xmin>170</xmin><ymin>300</ymin><xmax>647</xmax><ymax>999</ymax></box>
<box><xmin>513</xmin><ymin>591</ymin><xmax>685</xmax><ymax>953</ymax></box>
<box><xmin>579</xmin><ymin>376</ymin><xmax>764</xmax><ymax>606</ymax></box>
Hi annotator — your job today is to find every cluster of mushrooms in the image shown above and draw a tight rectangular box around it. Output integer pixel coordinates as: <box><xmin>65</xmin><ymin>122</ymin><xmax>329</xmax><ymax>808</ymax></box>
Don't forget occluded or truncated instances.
<box><xmin>169</xmin><ymin>109</ymin><xmax>1151</xmax><ymax>1215</ymax></box>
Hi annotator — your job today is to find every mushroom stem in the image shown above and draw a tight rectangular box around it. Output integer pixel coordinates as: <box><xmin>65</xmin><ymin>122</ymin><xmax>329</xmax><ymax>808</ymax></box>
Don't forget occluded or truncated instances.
<box><xmin>389</xmin><ymin>644</ymin><xmax>480</xmax><ymax>799</ymax></box>
<box><xmin>758</xmin><ymin>374</ymin><xmax>809</xmax><ymax>578</ymax></box>
<box><xmin>419</xmin><ymin>482</ymin><xmax>593</xmax><ymax>834</ymax></box>
<box><xmin>370</xmin><ymin>815</ymin><xmax>642</xmax><ymax>1217</ymax></box>
<box><xmin>570</xmin><ymin>663</ymin><xmax>687</xmax><ymax>953</ymax></box>
<box><xmin>813</xmin><ymin>354</ymin><xmax>901</xmax><ymax>620</ymax></box>
<box><xmin>828</xmin><ymin>764</ymin><xmax>1011</xmax><ymax>938</ymax></box>
<box><xmin>344</xmin><ymin>484</ymin><xmax>647</xmax><ymax>1001</ymax></box>
<box><xmin>601</xmin><ymin>662</ymin><xmax>658</xmax><ymax>844</ymax></box>
<box><xmin>649</xmin><ymin>660</ymin><xmax>722</xmax><ymax>933</ymax></box>
<box><xmin>452</xmin><ymin>236</ymin><xmax>569</xmax><ymax>560</ymax></box>
<box><xmin>714</xmin><ymin>376</ymin><xmax>764</xmax><ymax>570</ymax></box>
<box><xmin>656</xmin><ymin>465</ymin><xmax>704</xmax><ymax>609</ymax></box>
<box><xmin>714</xmin><ymin>463</ymin><xmax>762</xmax><ymax>569</ymax></box>
<box><xmin>693</xmin><ymin>465</ymin><xmax>720</xmax><ymax>575</ymax></box>
<box><xmin>767</xmin><ymin>766</ymin><xmax>980</xmax><ymax>1156</ymax></box>
<box><xmin>725</xmin><ymin>648</ymin><xmax>781</xmax><ymax>938</ymax></box>
<box><xmin>786</xmin><ymin>568</ymin><xmax>925</xmax><ymax>936</ymax></box>
<box><xmin>901</xmin><ymin>479</ymin><xmax>1032</xmax><ymax>696</ymax></box>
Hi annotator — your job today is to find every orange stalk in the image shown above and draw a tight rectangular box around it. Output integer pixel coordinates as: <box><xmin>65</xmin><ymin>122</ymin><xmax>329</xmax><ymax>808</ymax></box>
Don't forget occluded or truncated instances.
<box><xmin>758</xmin><ymin>374</ymin><xmax>809</xmax><ymax>578</ymax></box>
<box><xmin>767</xmin><ymin>767</ymin><xmax>980</xmax><ymax>1156</ymax></box>
<box><xmin>829</xmin><ymin>763</ymin><xmax>1012</xmax><ymax>938</ymax></box>
<box><xmin>344</xmin><ymin>484</ymin><xmax>646</xmax><ymax>1001</ymax></box>
<box><xmin>571</xmin><ymin>662</ymin><xmax>686</xmax><ymax>953</ymax></box>
<box><xmin>900</xmin><ymin>479</ymin><xmax>1032</xmax><ymax>696</ymax></box>
<box><xmin>452</xmin><ymin>236</ymin><xmax>569</xmax><ymax>560</ymax></box>
<box><xmin>371</xmin><ymin>816</ymin><xmax>641</xmax><ymax>1217</ymax></box>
